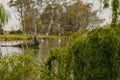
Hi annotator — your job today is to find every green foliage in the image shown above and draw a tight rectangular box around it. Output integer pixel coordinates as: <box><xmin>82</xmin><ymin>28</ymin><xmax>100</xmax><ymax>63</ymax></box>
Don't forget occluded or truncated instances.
<box><xmin>0</xmin><ymin>4</ymin><xmax>9</xmax><ymax>25</ymax></box>
<box><xmin>0</xmin><ymin>34</ymin><xmax>68</xmax><ymax>41</ymax></box>
<box><xmin>2</xmin><ymin>34</ymin><xmax>32</xmax><ymax>41</ymax></box>
<box><xmin>103</xmin><ymin>0</ymin><xmax>120</xmax><ymax>26</ymax></box>
<box><xmin>45</xmin><ymin>26</ymin><xmax>120</xmax><ymax>80</ymax></box>
<box><xmin>0</xmin><ymin>4</ymin><xmax>9</xmax><ymax>34</ymax></box>
<box><xmin>0</xmin><ymin>4</ymin><xmax>9</xmax><ymax>35</ymax></box>
<box><xmin>45</xmin><ymin>48</ymin><xmax>68</xmax><ymax>80</ymax></box>
<box><xmin>111</xmin><ymin>0</ymin><xmax>119</xmax><ymax>26</ymax></box>
<box><xmin>0</xmin><ymin>24</ymin><xmax>3</xmax><ymax>34</ymax></box>
<box><xmin>0</xmin><ymin>54</ymin><xmax>48</xmax><ymax>80</ymax></box>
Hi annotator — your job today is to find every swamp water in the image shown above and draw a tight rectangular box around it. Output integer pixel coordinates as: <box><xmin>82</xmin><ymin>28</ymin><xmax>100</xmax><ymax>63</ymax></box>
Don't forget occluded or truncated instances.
<box><xmin>0</xmin><ymin>39</ymin><xmax>67</xmax><ymax>56</ymax></box>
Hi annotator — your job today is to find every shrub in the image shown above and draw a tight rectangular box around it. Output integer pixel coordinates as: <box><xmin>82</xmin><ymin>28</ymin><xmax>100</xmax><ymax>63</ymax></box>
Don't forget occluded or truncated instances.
<box><xmin>0</xmin><ymin>54</ymin><xmax>47</xmax><ymax>80</ymax></box>
<box><xmin>45</xmin><ymin>27</ymin><xmax>120</xmax><ymax>80</ymax></box>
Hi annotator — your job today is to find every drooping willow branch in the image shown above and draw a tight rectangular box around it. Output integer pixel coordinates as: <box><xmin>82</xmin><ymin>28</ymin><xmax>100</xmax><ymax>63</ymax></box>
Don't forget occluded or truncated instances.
<box><xmin>102</xmin><ymin>0</ymin><xmax>120</xmax><ymax>26</ymax></box>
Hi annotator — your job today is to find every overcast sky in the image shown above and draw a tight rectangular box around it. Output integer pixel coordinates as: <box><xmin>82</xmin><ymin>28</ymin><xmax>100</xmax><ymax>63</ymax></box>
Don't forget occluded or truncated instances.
<box><xmin>0</xmin><ymin>0</ymin><xmax>112</xmax><ymax>31</ymax></box>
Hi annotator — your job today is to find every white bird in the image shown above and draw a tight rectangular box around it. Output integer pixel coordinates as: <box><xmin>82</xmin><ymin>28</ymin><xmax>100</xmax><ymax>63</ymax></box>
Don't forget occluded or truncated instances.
<box><xmin>58</xmin><ymin>38</ymin><xmax>61</xmax><ymax>43</ymax></box>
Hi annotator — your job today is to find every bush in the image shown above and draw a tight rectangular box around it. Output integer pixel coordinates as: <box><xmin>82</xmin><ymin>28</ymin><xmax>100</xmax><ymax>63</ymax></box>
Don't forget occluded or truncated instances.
<box><xmin>45</xmin><ymin>27</ymin><xmax>120</xmax><ymax>80</ymax></box>
<box><xmin>0</xmin><ymin>54</ymin><xmax>47</xmax><ymax>80</ymax></box>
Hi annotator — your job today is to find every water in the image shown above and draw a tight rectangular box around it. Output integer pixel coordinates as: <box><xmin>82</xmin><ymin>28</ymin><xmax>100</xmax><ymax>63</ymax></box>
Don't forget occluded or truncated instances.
<box><xmin>0</xmin><ymin>39</ymin><xmax>67</xmax><ymax>56</ymax></box>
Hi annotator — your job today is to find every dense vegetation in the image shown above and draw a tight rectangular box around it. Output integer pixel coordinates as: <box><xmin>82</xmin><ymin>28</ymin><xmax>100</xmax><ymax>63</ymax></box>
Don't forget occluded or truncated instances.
<box><xmin>44</xmin><ymin>26</ymin><xmax>120</xmax><ymax>80</ymax></box>
<box><xmin>0</xmin><ymin>0</ymin><xmax>120</xmax><ymax>80</ymax></box>
<box><xmin>0</xmin><ymin>54</ymin><xmax>46</xmax><ymax>80</ymax></box>
<box><xmin>1</xmin><ymin>26</ymin><xmax>120</xmax><ymax>80</ymax></box>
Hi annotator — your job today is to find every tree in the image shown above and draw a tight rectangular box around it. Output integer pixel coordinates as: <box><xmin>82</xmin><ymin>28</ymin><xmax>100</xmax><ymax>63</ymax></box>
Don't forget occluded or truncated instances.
<box><xmin>40</xmin><ymin>0</ymin><xmax>103</xmax><ymax>35</ymax></box>
<box><xmin>0</xmin><ymin>4</ymin><xmax>9</xmax><ymax>34</ymax></box>
<box><xmin>40</xmin><ymin>3</ymin><xmax>64</xmax><ymax>35</ymax></box>
<box><xmin>9</xmin><ymin>0</ymin><xmax>24</xmax><ymax>33</ymax></box>
<box><xmin>62</xmin><ymin>1</ymin><xmax>103</xmax><ymax>33</ymax></box>
<box><xmin>102</xmin><ymin>0</ymin><xmax>120</xmax><ymax>26</ymax></box>
<box><xmin>8</xmin><ymin>0</ymin><xmax>40</xmax><ymax>34</ymax></box>
<box><xmin>39</xmin><ymin>0</ymin><xmax>79</xmax><ymax>35</ymax></box>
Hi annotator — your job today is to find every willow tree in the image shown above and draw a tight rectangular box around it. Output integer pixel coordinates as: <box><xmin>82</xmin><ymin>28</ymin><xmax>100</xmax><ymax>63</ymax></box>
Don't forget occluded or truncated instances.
<box><xmin>102</xmin><ymin>0</ymin><xmax>120</xmax><ymax>26</ymax></box>
<box><xmin>0</xmin><ymin>4</ymin><xmax>9</xmax><ymax>34</ymax></box>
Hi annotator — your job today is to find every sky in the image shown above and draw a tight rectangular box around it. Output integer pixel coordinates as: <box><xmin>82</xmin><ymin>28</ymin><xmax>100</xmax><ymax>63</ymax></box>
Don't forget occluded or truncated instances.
<box><xmin>83</xmin><ymin>0</ymin><xmax>112</xmax><ymax>24</ymax></box>
<box><xmin>0</xmin><ymin>0</ymin><xmax>112</xmax><ymax>31</ymax></box>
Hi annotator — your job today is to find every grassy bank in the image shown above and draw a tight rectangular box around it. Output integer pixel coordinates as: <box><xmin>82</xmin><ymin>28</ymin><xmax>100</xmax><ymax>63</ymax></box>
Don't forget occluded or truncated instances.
<box><xmin>0</xmin><ymin>34</ymin><xmax>69</xmax><ymax>41</ymax></box>
<box><xmin>0</xmin><ymin>34</ymin><xmax>32</xmax><ymax>41</ymax></box>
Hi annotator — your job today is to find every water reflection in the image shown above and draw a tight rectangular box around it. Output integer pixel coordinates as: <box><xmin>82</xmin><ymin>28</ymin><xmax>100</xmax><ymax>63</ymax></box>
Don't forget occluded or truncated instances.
<box><xmin>0</xmin><ymin>47</ymin><xmax>23</xmax><ymax>55</ymax></box>
<box><xmin>0</xmin><ymin>41</ymin><xmax>23</xmax><ymax>56</ymax></box>
<box><xmin>0</xmin><ymin>39</ymin><xmax>67</xmax><ymax>56</ymax></box>
<box><xmin>38</xmin><ymin>39</ymin><xmax>67</xmax><ymax>55</ymax></box>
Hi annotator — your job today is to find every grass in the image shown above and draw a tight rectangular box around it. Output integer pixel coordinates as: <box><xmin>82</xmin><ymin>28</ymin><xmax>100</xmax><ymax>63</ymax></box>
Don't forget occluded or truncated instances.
<box><xmin>38</xmin><ymin>35</ymin><xmax>69</xmax><ymax>40</ymax></box>
<box><xmin>0</xmin><ymin>34</ymin><xmax>32</xmax><ymax>41</ymax></box>
<box><xmin>0</xmin><ymin>34</ymin><xmax>69</xmax><ymax>41</ymax></box>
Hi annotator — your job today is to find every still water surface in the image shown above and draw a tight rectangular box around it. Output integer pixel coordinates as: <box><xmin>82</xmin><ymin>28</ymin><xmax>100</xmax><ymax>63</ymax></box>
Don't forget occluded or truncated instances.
<box><xmin>0</xmin><ymin>39</ymin><xmax>67</xmax><ymax>56</ymax></box>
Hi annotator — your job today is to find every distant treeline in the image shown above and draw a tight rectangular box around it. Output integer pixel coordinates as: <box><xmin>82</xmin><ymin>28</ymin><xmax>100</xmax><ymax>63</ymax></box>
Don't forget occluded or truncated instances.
<box><xmin>8</xmin><ymin>0</ymin><xmax>102</xmax><ymax>35</ymax></box>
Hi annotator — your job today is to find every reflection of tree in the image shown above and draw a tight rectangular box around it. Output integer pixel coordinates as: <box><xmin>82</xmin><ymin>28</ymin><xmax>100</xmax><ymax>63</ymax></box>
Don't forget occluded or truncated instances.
<box><xmin>23</xmin><ymin>47</ymin><xmax>39</xmax><ymax>56</ymax></box>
